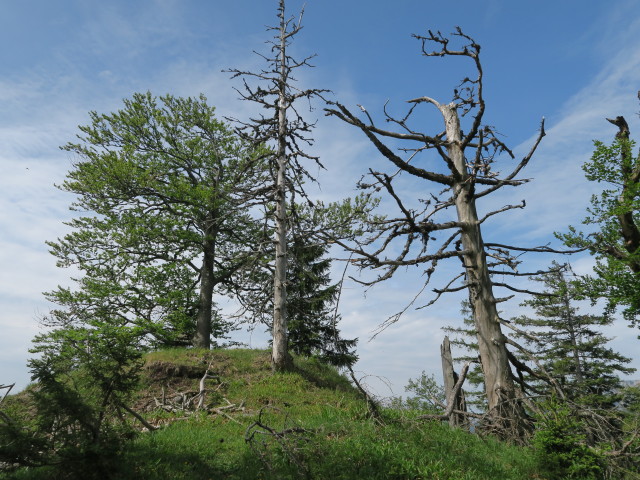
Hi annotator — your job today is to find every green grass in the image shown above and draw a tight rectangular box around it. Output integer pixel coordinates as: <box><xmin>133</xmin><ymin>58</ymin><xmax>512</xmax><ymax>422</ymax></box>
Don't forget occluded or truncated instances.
<box><xmin>2</xmin><ymin>349</ymin><xmax>543</xmax><ymax>479</ymax></box>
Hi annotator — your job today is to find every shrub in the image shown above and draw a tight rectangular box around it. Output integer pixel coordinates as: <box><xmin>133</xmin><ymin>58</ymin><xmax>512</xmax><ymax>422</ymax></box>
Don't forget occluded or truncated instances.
<box><xmin>532</xmin><ymin>400</ymin><xmax>604</xmax><ymax>479</ymax></box>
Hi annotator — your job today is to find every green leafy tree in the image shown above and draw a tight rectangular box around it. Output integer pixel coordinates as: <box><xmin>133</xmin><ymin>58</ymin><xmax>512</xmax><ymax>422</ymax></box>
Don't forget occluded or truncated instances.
<box><xmin>558</xmin><ymin>112</ymin><xmax>640</xmax><ymax>331</ymax></box>
<box><xmin>512</xmin><ymin>264</ymin><xmax>634</xmax><ymax>409</ymax></box>
<box><xmin>48</xmin><ymin>92</ymin><xmax>267</xmax><ymax>349</ymax></box>
<box><xmin>403</xmin><ymin>371</ymin><xmax>446</xmax><ymax>414</ymax></box>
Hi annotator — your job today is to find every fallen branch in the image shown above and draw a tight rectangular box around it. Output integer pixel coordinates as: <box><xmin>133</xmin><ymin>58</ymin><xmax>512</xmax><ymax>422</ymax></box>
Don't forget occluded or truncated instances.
<box><xmin>347</xmin><ymin>366</ymin><xmax>383</xmax><ymax>423</ymax></box>
<box><xmin>0</xmin><ymin>383</ymin><xmax>14</xmax><ymax>404</ymax></box>
<box><xmin>245</xmin><ymin>406</ymin><xmax>313</xmax><ymax>474</ymax></box>
<box><xmin>118</xmin><ymin>402</ymin><xmax>157</xmax><ymax>431</ymax></box>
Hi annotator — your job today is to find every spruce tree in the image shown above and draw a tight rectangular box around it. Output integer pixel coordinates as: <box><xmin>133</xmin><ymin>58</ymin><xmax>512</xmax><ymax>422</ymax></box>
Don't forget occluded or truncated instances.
<box><xmin>512</xmin><ymin>263</ymin><xmax>635</xmax><ymax>409</ymax></box>
<box><xmin>286</xmin><ymin>237</ymin><xmax>357</xmax><ymax>367</ymax></box>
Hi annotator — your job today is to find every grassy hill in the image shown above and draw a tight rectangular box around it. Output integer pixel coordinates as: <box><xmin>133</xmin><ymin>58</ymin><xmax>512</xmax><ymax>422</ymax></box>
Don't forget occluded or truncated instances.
<box><xmin>3</xmin><ymin>349</ymin><xmax>543</xmax><ymax>479</ymax></box>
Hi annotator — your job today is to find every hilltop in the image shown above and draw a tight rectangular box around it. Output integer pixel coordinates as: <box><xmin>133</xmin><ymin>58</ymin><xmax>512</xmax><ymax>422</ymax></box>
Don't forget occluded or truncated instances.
<box><xmin>3</xmin><ymin>349</ymin><xmax>541</xmax><ymax>479</ymax></box>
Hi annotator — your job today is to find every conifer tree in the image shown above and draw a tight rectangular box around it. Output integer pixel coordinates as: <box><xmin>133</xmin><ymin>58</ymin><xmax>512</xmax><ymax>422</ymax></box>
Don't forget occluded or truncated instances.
<box><xmin>286</xmin><ymin>237</ymin><xmax>357</xmax><ymax>367</ymax></box>
<box><xmin>512</xmin><ymin>263</ymin><xmax>635</xmax><ymax>409</ymax></box>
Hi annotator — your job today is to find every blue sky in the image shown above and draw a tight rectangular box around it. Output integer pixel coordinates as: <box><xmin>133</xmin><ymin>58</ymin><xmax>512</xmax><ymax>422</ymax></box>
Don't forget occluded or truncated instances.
<box><xmin>2</xmin><ymin>0</ymin><xmax>640</xmax><ymax>398</ymax></box>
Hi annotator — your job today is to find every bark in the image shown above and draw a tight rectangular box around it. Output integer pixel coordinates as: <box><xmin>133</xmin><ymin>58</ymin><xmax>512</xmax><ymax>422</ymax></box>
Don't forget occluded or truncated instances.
<box><xmin>440</xmin><ymin>336</ymin><xmax>467</xmax><ymax>427</ymax></box>
<box><xmin>194</xmin><ymin>216</ymin><xmax>216</xmax><ymax>349</ymax></box>
<box><xmin>324</xmin><ymin>29</ymin><xmax>548</xmax><ymax>439</ymax></box>
<box><xmin>440</xmin><ymin>103</ymin><xmax>528</xmax><ymax>434</ymax></box>
<box><xmin>271</xmin><ymin>0</ymin><xmax>292</xmax><ymax>372</ymax></box>
<box><xmin>607</xmin><ymin>116</ymin><xmax>640</xmax><ymax>271</ymax></box>
<box><xmin>227</xmin><ymin>0</ymin><xmax>324</xmax><ymax>371</ymax></box>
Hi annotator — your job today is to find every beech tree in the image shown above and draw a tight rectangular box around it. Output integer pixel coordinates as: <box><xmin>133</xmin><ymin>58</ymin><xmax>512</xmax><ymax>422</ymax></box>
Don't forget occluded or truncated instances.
<box><xmin>48</xmin><ymin>92</ymin><xmax>266</xmax><ymax>349</ymax></box>
<box><xmin>326</xmin><ymin>29</ymin><xmax>568</xmax><ymax>438</ymax></box>
<box><xmin>228</xmin><ymin>0</ymin><xmax>329</xmax><ymax>371</ymax></box>
<box><xmin>559</xmin><ymin>104</ymin><xmax>640</xmax><ymax>332</ymax></box>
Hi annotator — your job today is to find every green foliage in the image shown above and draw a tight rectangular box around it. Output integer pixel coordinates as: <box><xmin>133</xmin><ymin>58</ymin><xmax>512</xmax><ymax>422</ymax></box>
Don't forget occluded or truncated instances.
<box><xmin>532</xmin><ymin>400</ymin><xmax>604</xmax><ymax>479</ymax></box>
<box><xmin>242</xmin><ymin>208</ymin><xmax>366</xmax><ymax>367</ymax></box>
<box><xmin>512</xmin><ymin>263</ymin><xmax>634</xmax><ymax>409</ymax></box>
<box><xmin>620</xmin><ymin>384</ymin><xmax>640</xmax><ymax>413</ymax></box>
<box><xmin>0</xmin><ymin>321</ymin><xmax>142</xmax><ymax>478</ymax></box>
<box><xmin>119</xmin><ymin>351</ymin><xmax>539</xmax><ymax>479</ymax></box>
<box><xmin>285</xmin><ymin>238</ymin><xmax>358</xmax><ymax>368</ymax></box>
<box><xmin>558</xmin><ymin>137</ymin><xmax>640</xmax><ymax>329</ymax></box>
<box><xmin>48</xmin><ymin>92</ymin><xmax>266</xmax><ymax>348</ymax></box>
<box><xmin>397</xmin><ymin>371</ymin><xmax>446</xmax><ymax>414</ymax></box>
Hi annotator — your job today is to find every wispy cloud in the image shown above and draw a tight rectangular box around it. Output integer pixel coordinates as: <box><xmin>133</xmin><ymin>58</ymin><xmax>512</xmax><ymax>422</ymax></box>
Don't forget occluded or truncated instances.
<box><xmin>2</xmin><ymin>1</ymin><xmax>640</xmax><ymax>396</ymax></box>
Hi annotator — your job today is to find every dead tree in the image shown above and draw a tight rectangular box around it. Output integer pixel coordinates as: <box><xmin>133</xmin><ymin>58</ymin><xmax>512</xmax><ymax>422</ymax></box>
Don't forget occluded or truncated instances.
<box><xmin>441</xmin><ymin>337</ymin><xmax>467</xmax><ymax>428</ymax></box>
<box><xmin>228</xmin><ymin>0</ymin><xmax>328</xmax><ymax>372</ymax></box>
<box><xmin>325</xmin><ymin>28</ymin><xmax>572</xmax><ymax>440</ymax></box>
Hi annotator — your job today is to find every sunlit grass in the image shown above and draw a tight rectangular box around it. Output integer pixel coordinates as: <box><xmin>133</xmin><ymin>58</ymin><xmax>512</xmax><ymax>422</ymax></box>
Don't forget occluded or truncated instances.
<box><xmin>2</xmin><ymin>349</ymin><xmax>542</xmax><ymax>479</ymax></box>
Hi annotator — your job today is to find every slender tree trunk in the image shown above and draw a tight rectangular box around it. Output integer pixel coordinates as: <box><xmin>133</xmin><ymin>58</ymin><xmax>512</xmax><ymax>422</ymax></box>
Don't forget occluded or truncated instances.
<box><xmin>271</xmin><ymin>0</ymin><xmax>291</xmax><ymax>371</ymax></box>
<box><xmin>194</xmin><ymin>219</ymin><xmax>216</xmax><ymax>349</ymax></box>
<box><xmin>562</xmin><ymin>286</ymin><xmax>585</xmax><ymax>385</ymax></box>
<box><xmin>440</xmin><ymin>103</ymin><xmax>528</xmax><ymax>434</ymax></box>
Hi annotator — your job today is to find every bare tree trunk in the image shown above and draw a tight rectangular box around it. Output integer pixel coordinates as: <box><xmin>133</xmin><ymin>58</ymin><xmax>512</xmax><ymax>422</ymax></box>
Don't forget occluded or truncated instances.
<box><xmin>271</xmin><ymin>0</ymin><xmax>291</xmax><ymax>372</ymax></box>
<box><xmin>228</xmin><ymin>0</ymin><xmax>325</xmax><ymax>371</ymax></box>
<box><xmin>441</xmin><ymin>103</ymin><xmax>527</xmax><ymax>433</ymax></box>
<box><xmin>441</xmin><ymin>336</ymin><xmax>467</xmax><ymax>428</ymax></box>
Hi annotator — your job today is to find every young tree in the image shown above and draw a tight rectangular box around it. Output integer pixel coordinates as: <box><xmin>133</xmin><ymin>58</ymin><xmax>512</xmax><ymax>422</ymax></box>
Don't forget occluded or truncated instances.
<box><xmin>228</xmin><ymin>0</ymin><xmax>329</xmax><ymax>371</ymax></box>
<box><xmin>326</xmin><ymin>29</ymin><xmax>569</xmax><ymax>438</ymax></box>
<box><xmin>559</xmin><ymin>105</ymin><xmax>640</xmax><ymax>332</ymax></box>
<box><xmin>49</xmin><ymin>92</ymin><xmax>266</xmax><ymax>349</ymax></box>
<box><xmin>0</xmin><ymin>318</ymin><xmax>144</xmax><ymax>477</ymax></box>
<box><xmin>512</xmin><ymin>264</ymin><xmax>635</xmax><ymax>409</ymax></box>
<box><xmin>285</xmin><ymin>237</ymin><xmax>357</xmax><ymax>367</ymax></box>
<box><xmin>238</xmin><ymin>225</ymin><xmax>359</xmax><ymax>368</ymax></box>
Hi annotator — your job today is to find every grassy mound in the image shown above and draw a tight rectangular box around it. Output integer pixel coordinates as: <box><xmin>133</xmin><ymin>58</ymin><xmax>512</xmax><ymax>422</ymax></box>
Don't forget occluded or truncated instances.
<box><xmin>3</xmin><ymin>349</ymin><xmax>541</xmax><ymax>479</ymax></box>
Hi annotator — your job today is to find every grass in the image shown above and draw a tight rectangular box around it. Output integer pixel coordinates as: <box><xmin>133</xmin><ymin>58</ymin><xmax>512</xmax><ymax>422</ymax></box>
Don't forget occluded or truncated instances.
<box><xmin>2</xmin><ymin>348</ymin><xmax>543</xmax><ymax>479</ymax></box>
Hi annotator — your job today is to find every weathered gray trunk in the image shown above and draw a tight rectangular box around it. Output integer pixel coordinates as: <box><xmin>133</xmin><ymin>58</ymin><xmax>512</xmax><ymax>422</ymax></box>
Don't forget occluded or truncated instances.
<box><xmin>440</xmin><ymin>336</ymin><xmax>467</xmax><ymax>428</ymax></box>
<box><xmin>440</xmin><ymin>103</ymin><xmax>526</xmax><ymax>429</ymax></box>
<box><xmin>271</xmin><ymin>0</ymin><xmax>291</xmax><ymax>371</ymax></box>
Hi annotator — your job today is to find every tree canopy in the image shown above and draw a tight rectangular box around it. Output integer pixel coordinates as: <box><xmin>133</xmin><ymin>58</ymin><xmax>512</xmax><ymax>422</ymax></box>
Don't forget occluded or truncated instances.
<box><xmin>559</xmin><ymin>113</ymin><xmax>640</xmax><ymax>332</ymax></box>
<box><xmin>48</xmin><ymin>92</ymin><xmax>268</xmax><ymax>348</ymax></box>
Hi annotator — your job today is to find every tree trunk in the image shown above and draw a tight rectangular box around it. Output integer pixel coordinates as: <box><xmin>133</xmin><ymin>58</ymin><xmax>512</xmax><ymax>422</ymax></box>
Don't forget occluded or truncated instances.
<box><xmin>194</xmin><ymin>220</ymin><xmax>216</xmax><ymax>349</ymax></box>
<box><xmin>271</xmin><ymin>0</ymin><xmax>292</xmax><ymax>372</ymax></box>
<box><xmin>440</xmin><ymin>103</ymin><xmax>528</xmax><ymax>435</ymax></box>
<box><xmin>441</xmin><ymin>336</ymin><xmax>467</xmax><ymax>428</ymax></box>
<box><xmin>562</xmin><ymin>283</ymin><xmax>585</xmax><ymax>385</ymax></box>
